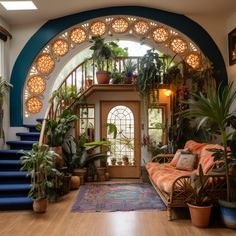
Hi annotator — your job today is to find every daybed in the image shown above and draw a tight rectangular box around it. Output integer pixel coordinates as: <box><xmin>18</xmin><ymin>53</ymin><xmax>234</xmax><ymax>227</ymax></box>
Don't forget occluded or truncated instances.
<box><xmin>145</xmin><ymin>140</ymin><xmax>227</xmax><ymax>220</ymax></box>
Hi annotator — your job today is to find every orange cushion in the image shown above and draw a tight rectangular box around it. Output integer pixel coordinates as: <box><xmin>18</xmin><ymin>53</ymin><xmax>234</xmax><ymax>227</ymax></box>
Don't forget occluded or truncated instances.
<box><xmin>184</xmin><ymin>140</ymin><xmax>208</xmax><ymax>156</ymax></box>
<box><xmin>197</xmin><ymin>144</ymin><xmax>224</xmax><ymax>174</ymax></box>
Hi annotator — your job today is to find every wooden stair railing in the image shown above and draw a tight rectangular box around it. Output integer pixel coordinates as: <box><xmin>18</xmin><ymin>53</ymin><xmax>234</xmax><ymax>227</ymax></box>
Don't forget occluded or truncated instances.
<box><xmin>38</xmin><ymin>56</ymin><xmax>142</xmax><ymax>145</ymax></box>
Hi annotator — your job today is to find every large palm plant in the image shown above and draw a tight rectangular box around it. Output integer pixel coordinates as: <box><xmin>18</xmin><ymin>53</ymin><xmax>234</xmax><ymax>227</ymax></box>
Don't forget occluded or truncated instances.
<box><xmin>180</xmin><ymin>82</ymin><xmax>236</xmax><ymax>203</ymax></box>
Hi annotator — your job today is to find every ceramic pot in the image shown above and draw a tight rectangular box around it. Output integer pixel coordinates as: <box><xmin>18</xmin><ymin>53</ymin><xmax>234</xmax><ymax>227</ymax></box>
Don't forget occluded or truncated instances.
<box><xmin>219</xmin><ymin>199</ymin><xmax>236</xmax><ymax>229</ymax></box>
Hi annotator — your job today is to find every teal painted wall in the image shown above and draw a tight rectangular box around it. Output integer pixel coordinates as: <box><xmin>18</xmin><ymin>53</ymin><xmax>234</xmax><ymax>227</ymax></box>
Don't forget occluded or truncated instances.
<box><xmin>10</xmin><ymin>6</ymin><xmax>227</xmax><ymax>126</ymax></box>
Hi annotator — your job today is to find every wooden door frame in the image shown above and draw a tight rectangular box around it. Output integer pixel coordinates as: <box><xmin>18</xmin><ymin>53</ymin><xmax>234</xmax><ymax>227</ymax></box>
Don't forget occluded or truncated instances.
<box><xmin>100</xmin><ymin>100</ymin><xmax>141</xmax><ymax>178</ymax></box>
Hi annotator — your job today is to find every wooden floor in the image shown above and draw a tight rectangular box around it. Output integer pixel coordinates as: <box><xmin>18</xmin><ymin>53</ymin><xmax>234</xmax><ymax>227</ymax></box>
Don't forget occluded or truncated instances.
<box><xmin>0</xmin><ymin>180</ymin><xmax>235</xmax><ymax>236</ymax></box>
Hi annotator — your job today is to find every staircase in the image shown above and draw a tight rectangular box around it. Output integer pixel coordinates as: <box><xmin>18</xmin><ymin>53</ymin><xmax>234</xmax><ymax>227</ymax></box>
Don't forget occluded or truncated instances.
<box><xmin>0</xmin><ymin>122</ymin><xmax>40</xmax><ymax>210</ymax></box>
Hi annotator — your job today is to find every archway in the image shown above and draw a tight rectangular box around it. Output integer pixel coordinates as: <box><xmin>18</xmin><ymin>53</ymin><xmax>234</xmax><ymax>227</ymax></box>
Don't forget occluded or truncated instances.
<box><xmin>10</xmin><ymin>6</ymin><xmax>227</xmax><ymax>126</ymax></box>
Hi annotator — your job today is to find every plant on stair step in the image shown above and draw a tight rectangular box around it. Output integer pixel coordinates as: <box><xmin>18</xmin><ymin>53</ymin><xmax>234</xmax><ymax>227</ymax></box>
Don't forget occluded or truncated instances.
<box><xmin>0</xmin><ymin>76</ymin><xmax>13</xmax><ymax>143</ymax></box>
<box><xmin>19</xmin><ymin>143</ymin><xmax>63</xmax><ymax>213</ymax></box>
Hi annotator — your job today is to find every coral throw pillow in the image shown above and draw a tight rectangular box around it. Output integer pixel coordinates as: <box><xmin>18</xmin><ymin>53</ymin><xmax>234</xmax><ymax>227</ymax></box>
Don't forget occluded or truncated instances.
<box><xmin>176</xmin><ymin>153</ymin><xmax>196</xmax><ymax>171</ymax></box>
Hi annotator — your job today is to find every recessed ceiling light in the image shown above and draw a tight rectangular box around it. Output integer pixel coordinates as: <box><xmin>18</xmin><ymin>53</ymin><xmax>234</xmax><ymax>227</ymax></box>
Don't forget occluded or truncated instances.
<box><xmin>0</xmin><ymin>1</ymin><xmax>37</xmax><ymax>10</ymax></box>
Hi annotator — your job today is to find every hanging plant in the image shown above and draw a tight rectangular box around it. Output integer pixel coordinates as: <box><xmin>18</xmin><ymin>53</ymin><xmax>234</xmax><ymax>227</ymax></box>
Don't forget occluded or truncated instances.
<box><xmin>137</xmin><ymin>49</ymin><xmax>162</xmax><ymax>105</ymax></box>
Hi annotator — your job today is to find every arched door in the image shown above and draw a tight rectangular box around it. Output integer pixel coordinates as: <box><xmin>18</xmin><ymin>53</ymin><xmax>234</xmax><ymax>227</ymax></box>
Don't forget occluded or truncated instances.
<box><xmin>101</xmin><ymin>101</ymin><xmax>141</xmax><ymax>178</ymax></box>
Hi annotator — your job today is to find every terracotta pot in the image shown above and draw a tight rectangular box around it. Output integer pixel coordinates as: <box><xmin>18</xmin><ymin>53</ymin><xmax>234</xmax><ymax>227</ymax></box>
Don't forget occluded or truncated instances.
<box><xmin>33</xmin><ymin>198</ymin><xmax>48</xmax><ymax>213</ymax></box>
<box><xmin>96</xmin><ymin>71</ymin><xmax>110</xmax><ymax>84</ymax></box>
<box><xmin>70</xmin><ymin>176</ymin><xmax>80</xmax><ymax>190</ymax></box>
<box><xmin>187</xmin><ymin>203</ymin><xmax>212</xmax><ymax>228</ymax></box>
<box><xmin>86</xmin><ymin>79</ymin><xmax>93</xmax><ymax>88</ymax></box>
<box><xmin>73</xmin><ymin>168</ymin><xmax>87</xmax><ymax>185</ymax></box>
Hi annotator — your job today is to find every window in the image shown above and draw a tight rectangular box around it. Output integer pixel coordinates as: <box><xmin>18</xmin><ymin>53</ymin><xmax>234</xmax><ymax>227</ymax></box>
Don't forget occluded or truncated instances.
<box><xmin>79</xmin><ymin>105</ymin><xmax>95</xmax><ymax>142</ymax></box>
<box><xmin>107</xmin><ymin>105</ymin><xmax>134</xmax><ymax>165</ymax></box>
<box><xmin>148</xmin><ymin>106</ymin><xmax>166</xmax><ymax>144</ymax></box>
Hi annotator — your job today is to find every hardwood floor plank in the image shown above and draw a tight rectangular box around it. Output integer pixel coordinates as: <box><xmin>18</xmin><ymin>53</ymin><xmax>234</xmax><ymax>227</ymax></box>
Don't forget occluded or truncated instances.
<box><xmin>0</xmin><ymin>183</ymin><xmax>235</xmax><ymax>236</ymax></box>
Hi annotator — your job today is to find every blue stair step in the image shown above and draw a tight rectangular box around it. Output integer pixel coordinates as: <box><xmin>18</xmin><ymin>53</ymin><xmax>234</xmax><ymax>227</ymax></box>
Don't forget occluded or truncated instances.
<box><xmin>0</xmin><ymin>171</ymin><xmax>29</xmax><ymax>184</ymax></box>
<box><xmin>0</xmin><ymin>123</ymin><xmax>40</xmax><ymax>211</ymax></box>
<box><xmin>6</xmin><ymin>140</ymin><xmax>38</xmax><ymax>150</ymax></box>
<box><xmin>36</xmin><ymin>118</ymin><xmax>44</xmax><ymax>124</ymax></box>
<box><xmin>0</xmin><ymin>150</ymin><xmax>23</xmax><ymax>160</ymax></box>
<box><xmin>0</xmin><ymin>160</ymin><xmax>21</xmax><ymax>171</ymax></box>
<box><xmin>0</xmin><ymin>184</ymin><xmax>31</xmax><ymax>196</ymax></box>
<box><xmin>22</xmin><ymin>124</ymin><xmax>38</xmax><ymax>132</ymax></box>
<box><xmin>0</xmin><ymin>196</ymin><xmax>33</xmax><ymax>210</ymax></box>
<box><xmin>16</xmin><ymin>132</ymin><xmax>40</xmax><ymax>141</ymax></box>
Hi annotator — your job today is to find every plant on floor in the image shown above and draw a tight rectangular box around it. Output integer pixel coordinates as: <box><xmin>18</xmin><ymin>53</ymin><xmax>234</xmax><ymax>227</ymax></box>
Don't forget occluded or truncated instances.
<box><xmin>19</xmin><ymin>143</ymin><xmax>63</xmax><ymax>212</ymax></box>
<box><xmin>0</xmin><ymin>76</ymin><xmax>13</xmax><ymax>143</ymax></box>
<box><xmin>186</xmin><ymin>164</ymin><xmax>213</xmax><ymax>227</ymax></box>
<box><xmin>63</xmin><ymin>135</ymin><xmax>110</xmax><ymax>170</ymax></box>
<box><xmin>180</xmin><ymin>82</ymin><xmax>236</xmax><ymax>228</ymax></box>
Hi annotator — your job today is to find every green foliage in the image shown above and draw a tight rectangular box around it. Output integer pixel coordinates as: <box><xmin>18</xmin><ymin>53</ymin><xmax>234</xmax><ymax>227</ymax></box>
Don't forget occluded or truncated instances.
<box><xmin>89</xmin><ymin>36</ymin><xmax>116</xmax><ymax>71</ymax></box>
<box><xmin>124</xmin><ymin>59</ymin><xmax>137</xmax><ymax>74</ymax></box>
<box><xmin>63</xmin><ymin>135</ymin><xmax>110</xmax><ymax>170</ymax></box>
<box><xmin>179</xmin><ymin>82</ymin><xmax>236</xmax><ymax>202</ymax></box>
<box><xmin>111</xmin><ymin>72</ymin><xmax>124</xmax><ymax>84</ymax></box>
<box><xmin>46</xmin><ymin>108</ymin><xmax>78</xmax><ymax>147</ymax></box>
<box><xmin>137</xmin><ymin>49</ymin><xmax>162</xmax><ymax>97</ymax></box>
<box><xmin>186</xmin><ymin>164</ymin><xmax>210</xmax><ymax>206</ymax></box>
<box><xmin>19</xmin><ymin>143</ymin><xmax>62</xmax><ymax>199</ymax></box>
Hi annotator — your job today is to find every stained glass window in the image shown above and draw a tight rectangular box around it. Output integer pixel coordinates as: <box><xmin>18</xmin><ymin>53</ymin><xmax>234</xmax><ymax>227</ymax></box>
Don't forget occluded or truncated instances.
<box><xmin>107</xmin><ymin>106</ymin><xmax>134</xmax><ymax>165</ymax></box>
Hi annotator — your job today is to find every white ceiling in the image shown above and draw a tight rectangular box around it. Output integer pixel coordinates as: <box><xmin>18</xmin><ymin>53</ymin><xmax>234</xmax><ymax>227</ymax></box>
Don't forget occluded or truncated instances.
<box><xmin>0</xmin><ymin>0</ymin><xmax>236</xmax><ymax>26</ymax></box>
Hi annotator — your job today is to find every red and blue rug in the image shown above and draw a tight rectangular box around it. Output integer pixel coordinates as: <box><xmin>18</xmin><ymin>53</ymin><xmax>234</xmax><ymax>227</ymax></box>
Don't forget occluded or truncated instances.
<box><xmin>71</xmin><ymin>183</ymin><xmax>166</xmax><ymax>212</ymax></box>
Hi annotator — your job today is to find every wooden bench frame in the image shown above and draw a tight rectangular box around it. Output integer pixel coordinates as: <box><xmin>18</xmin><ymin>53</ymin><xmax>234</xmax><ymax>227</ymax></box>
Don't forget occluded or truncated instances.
<box><xmin>147</xmin><ymin>154</ymin><xmax>227</xmax><ymax>220</ymax></box>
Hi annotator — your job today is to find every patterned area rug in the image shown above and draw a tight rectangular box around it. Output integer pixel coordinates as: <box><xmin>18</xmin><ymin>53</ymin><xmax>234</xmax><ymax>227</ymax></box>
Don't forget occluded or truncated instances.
<box><xmin>71</xmin><ymin>183</ymin><xmax>166</xmax><ymax>212</ymax></box>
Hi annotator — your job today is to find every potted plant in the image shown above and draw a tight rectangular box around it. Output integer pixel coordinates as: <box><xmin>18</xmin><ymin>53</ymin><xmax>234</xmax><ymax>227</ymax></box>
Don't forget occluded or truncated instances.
<box><xmin>137</xmin><ymin>49</ymin><xmax>162</xmax><ymax>104</ymax></box>
<box><xmin>124</xmin><ymin>59</ymin><xmax>137</xmax><ymax>84</ymax></box>
<box><xmin>89</xmin><ymin>36</ymin><xmax>117</xmax><ymax>84</ymax></box>
<box><xmin>19</xmin><ymin>143</ymin><xmax>62</xmax><ymax>213</ymax></box>
<box><xmin>0</xmin><ymin>76</ymin><xmax>13</xmax><ymax>145</ymax></box>
<box><xmin>160</xmin><ymin>54</ymin><xmax>183</xmax><ymax>85</ymax></box>
<box><xmin>186</xmin><ymin>164</ymin><xmax>213</xmax><ymax>227</ymax></box>
<box><xmin>110</xmin><ymin>71</ymin><xmax>124</xmax><ymax>84</ymax></box>
<box><xmin>63</xmin><ymin>134</ymin><xmax>110</xmax><ymax>183</ymax></box>
<box><xmin>180</xmin><ymin>82</ymin><xmax>236</xmax><ymax>229</ymax></box>
<box><xmin>85</xmin><ymin>75</ymin><xmax>93</xmax><ymax>88</ymax></box>
<box><xmin>46</xmin><ymin>108</ymin><xmax>78</xmax><ymax>147</ymax></box>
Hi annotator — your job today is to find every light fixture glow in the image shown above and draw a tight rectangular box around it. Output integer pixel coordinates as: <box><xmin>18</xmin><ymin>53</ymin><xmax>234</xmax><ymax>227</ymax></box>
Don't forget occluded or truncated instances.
<box><xmin>0</xmin><ymin>1</ymin><xmax>37</xmax><ymax>10</ymax></box>
<box><xmin>164</xmin><ymin>89</ymin><xmax>172</xmax><ymax>97</ymax></box>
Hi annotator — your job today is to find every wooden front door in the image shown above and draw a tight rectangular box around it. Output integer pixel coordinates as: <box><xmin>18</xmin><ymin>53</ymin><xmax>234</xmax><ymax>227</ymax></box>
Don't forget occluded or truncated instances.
<box><xmin>101</xmin><ymin>101</ymin><xmax>141</xmax><ymax>178</ymax></box>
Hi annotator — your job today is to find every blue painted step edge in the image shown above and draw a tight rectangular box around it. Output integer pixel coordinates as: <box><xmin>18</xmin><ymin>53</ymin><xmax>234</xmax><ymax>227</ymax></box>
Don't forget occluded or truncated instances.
<box><xmin>0</xmin><ymin>197</ymin><xmax>33</xmax><ymax>210</ymax></box>
<box><xmin>16</xmin><ymin>132</ymin><xmax>40</xmax><ymax>141</ymax></box>
<box><xmin>0</xmin><ymin>183</ymin><xmax>31</xmax><ymax>191</ymax></box>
